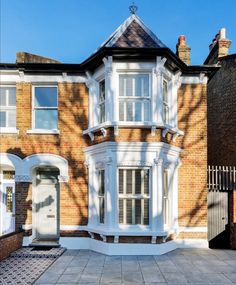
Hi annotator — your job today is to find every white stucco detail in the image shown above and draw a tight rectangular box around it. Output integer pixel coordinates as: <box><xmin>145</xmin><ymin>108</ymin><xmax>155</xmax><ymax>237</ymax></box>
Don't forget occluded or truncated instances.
<box><xmin>0</xmin><ymin>153</ymin><xmax>69</xmax><ymax>182</ymax></box>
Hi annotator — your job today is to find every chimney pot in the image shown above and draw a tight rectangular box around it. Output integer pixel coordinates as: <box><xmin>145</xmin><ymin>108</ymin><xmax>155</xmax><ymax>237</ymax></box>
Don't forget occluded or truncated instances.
<box><xmin>176</xmin><ymin>35</ymin><xmax>191</xmax><ymax>65</ymax></box>
<box><xmin>178</xmin><ymin>35</ymin><xmax>186</xmax><ymax>45</ymax></box>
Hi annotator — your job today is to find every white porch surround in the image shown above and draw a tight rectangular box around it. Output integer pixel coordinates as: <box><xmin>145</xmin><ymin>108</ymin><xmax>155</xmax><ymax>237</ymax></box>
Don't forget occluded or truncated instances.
<box><xmin>84</xmin><ymin>142</ymin><xmax>182</xmax><ymax>239</ymax></box>
<box><xmin>0</xmin><ymin>153</ymin><xmax>69</xmax><ymax>182</ymax></box>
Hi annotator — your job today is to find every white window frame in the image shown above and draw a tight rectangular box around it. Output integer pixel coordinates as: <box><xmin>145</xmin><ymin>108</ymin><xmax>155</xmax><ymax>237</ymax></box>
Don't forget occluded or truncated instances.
<box><xmin>32</xmin><ymin>85</ymin><xmax>58</xmax><ymax>131</ymax></box>
<box><xmin>98</xmin><ymin>169</ymin><xmax>105</xmax><ymax>224</ymax></box>
<box><xmin>118</xmin><ymin>167</ymin><xmax>150</xmax><ymax>226</ymax></box>
<box><xmin>118</xmin><ymin>73</ymin><xmax>151</xmax><ymax>122</ymax></box>
<box><xmin>162</xmin><ymin>78</ymin><xmax>170</xmax><ymax>125</ymax></box>
<box><xmin>0</xmin><ymin>85</ymin><xmax>17</xmax><ymax>133</ymax></box>
<box><xmin>98</xmin><ymin>79</ymin><xmax>106</xmax><ymax>123</ymax></box>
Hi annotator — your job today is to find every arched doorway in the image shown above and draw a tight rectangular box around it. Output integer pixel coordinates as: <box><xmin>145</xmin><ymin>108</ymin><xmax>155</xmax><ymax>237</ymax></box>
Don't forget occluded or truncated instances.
<box><xmin>32</xmin><ymin>167</ymin><xmax>60</xmax><ymax>243</ymax></box>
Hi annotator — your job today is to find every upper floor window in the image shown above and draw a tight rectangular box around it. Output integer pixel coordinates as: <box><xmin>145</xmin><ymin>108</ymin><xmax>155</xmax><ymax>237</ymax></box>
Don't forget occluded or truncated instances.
<box><xmin>0</xmin><ymin>86</ymin><xmax>16</xmax><ymax>128</ymax></box>
<box><xmin>119</xmin><ymin>74</ymin><xmax>150</xmax><ymax>122</ymax></box>
<box><xmin>162</xmin><ymin>79</ymin><xmax>169</xmax><ymax>124</ymax></box>
<box><xmin>119</xmin><ymin>168</ymin><xmax>150</xmax><ymax>225</ymax></box>
<box><xmin>33</xmin><ymin>86</ymin><xmax>58</xmax><ymax>130</ymax></box>
<box><xmin>99</xmin><ymin>80</ymin><xmax>105</xmax><ymax>123</ymax></box>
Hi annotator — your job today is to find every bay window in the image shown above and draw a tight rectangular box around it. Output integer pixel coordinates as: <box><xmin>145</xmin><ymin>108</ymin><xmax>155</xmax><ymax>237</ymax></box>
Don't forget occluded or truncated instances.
<box><xmin>0</xmin><ymin>86</ymin><xmax>16</xmax><ymax>128</ymax></box>
<box><xmin>119</xmin><ymin>168</ymin><xmax>150</xmax><ymax>225</ymax></box>
<box><xmin>33</xmin><ymin>86</ymin><xmax>58</xmax><ymax>130</ymax></box>
<box><xmin>119</xmin><ymin>74</ymin><xmax>150</xmax><ymax>122</ymax></box>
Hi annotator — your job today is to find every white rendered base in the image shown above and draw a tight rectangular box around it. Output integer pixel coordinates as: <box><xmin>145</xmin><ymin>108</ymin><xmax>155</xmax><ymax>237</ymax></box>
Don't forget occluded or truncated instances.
<box><xmin>23</xmin><ymin>236</ymin><xmax>208</xmax><ymax>255</ymax></box>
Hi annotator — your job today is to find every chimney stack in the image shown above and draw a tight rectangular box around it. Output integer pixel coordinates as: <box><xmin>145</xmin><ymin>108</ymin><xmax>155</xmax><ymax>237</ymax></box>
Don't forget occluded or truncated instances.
<box><xmin>204</xmin><ymin>28</ymin><xmax>231</xmax><ymax>64</ymax></box>
<box><xmin>16</xmin><ymin>52</ymin><xmax>60</xmax><ymax>64</ymax></box>
<box><xmin>176</xmin><ymin>35</ymin><xmax>191</xmax><ymax>65</ymax></box>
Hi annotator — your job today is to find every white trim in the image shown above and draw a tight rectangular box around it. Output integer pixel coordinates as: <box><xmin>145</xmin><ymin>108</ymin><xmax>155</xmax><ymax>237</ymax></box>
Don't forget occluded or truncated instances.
<box><xmin>179</xmin><ymin>227</ymin><xmax>207</xmax><ymax>233</ymax></box>
<box><xmin>0</xmin><ymin>128</ymin><xmax>19</xmax><ymax>134</ymax></box>
<box><xmin>181</xmin><ymin>75</ymin><xmax>208</xmax><ymax>84</ymax></box>
<box><xmin>26</xmin><ymin>129</ymin><xmax>60</xmax><ymax>134</ymax></box>
<box><xmin>0</xmin><ymin>71</ymin><xmax>87</xmax><ymax>84</ymax></box>
<box><xmin>45</xmin><ymin>237</ymin><xmax>208</xmax><ymax>255</ymax></box>
<box><xmin>22</xmin><ymin>224</ymin><xmax>32</xmax><ymax>230</ymax></box>
<box><xmin>0</xmin><ymin>153</ymin><xmax>69</xmax><ymax>182</ymax></box>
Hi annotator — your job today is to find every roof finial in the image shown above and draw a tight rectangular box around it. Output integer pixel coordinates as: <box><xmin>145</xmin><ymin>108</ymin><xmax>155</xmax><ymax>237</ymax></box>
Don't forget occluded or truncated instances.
<box><xmin>129</xmin><ymin>2</ymin><xmax>138</xmax><ymax>15</ymax></box>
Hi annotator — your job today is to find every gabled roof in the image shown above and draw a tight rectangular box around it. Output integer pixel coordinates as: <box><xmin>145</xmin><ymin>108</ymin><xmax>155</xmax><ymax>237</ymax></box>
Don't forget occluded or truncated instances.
<box><xmin>100</xmin><ymin>14</ymin><xmax>166</xmax><ymax>49</ymax></box>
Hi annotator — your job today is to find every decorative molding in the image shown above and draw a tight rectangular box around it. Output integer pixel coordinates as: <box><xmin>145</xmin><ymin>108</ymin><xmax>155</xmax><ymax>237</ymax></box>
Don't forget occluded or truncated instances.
<box><xmin>84</xmin><ymin>160</ymin><xmax>89</xmax><ymax>168</ymax></box>
<box><xmin>62</xmin><ymin>72</ymin><xmax>67</xmax><ymax>81</ymax></box>
<box><xmin>151</xmin><ymin>126</ymin><xmax>156</xmax><ymax>136</ymax></box>
<box><xmin>101</xmin><ymin>128</ymin><xmax>107</xmax><ymax>137</ymax></box>
<box><xmin>22</xmin><ymin>224</ymin><xmax>32</xmax><ymax>230</ymax></box>
<box><xmin>104</xmin><ymin>156</ymin><xmax>112</xmax><ymax>165</ymax></box>
<box><xmin>151</xmin><ymin>236</ymin><xmax>157</xmax><ymax>244</ymax></box>
<box><xmin>174</xmin><ymin>71</ymin><xmax>182</xmax><ymax>88</ymax></box>
<box><xmin>114</xmin><ymin>126</ymin><xmax>119</xmax><ymax>136</ymax></box>
<box><xmin>103</xmin><ymin>56</ymin><xmax>113</xmax><ymax>76</ymax></box>
<box><xmin>58</xmin><ymin>175</ymin><xmax>69</xmax><ymax>183</ymax></box>
<box><xmin>114</xmin><ymin>236</ymin><xmax>119</xmax><ymax>243</ymax></box>
<box><xmin>85</xmin><ymin>71</ymin><xmax>95</xmax><ymax>88</ymax></box>
<box><xmin>156</xmin><ymin>56</ymin><xmax>167</xmax><ymax>67</ymax></box>
<box><xmin>153</xmin><ymin>158</ymin><xmax>164</xmax><ymax>166</ymax></box>
<box><xmin>88</xmin><ymin>132</ymin><xmax>94</xmax><ymax>141</ymax></box>
<box><xmin>100</xmin><ymin>234</ymin><xmax>107</xmax><ymax>242</ymax></box>
<box><xmin>162</xmin><ymin>128</ymin><xmax>169</xmax><ymax>138</ymax></box>
<box><xmin>118</xmin><ymin>160</ymin><xmax>152</xmax><ymax>167</ymax></box>
<box><xmin>88</xmin><ymin>232</ymin><xmax>95</xmax><ymax>239</ymax></box>
<box><xmin>172</xmin><ymin>133</ymin><xmax>179</xmax><ymax>142</ymax></box>
<box><xmin>15</xmin><ymin>175</ymin><xmax>31</xmax><ymax>182</ymax></box>
<box><xmin>199</xmin><ymin>72</ymin><xmax>207</xmax><ymax>84</ymax></box>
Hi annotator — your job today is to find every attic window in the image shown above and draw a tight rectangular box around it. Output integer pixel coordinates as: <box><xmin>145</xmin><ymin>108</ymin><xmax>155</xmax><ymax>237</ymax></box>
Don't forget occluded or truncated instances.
<box><xmin>119</xmin><ymin>74</ymin><xmax>150</xmax><ymax>122</ymax></box>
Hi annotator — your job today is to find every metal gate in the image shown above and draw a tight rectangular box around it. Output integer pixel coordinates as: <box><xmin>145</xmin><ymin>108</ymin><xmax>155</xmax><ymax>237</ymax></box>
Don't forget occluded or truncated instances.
<box><xmin>207</xmin><ymin>166</ymin><xmax>236</xmax><ymax>248</ymax></box>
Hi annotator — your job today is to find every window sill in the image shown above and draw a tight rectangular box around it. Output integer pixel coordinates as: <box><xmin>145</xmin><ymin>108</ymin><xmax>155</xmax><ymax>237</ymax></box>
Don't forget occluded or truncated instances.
<box><xmin>83</xmin><ymin>121</ymin><xmax>184</xmax><ymax>141</ymax></box>
<box><xmin>83</xmin><ymin>225</ymin><xmax>168</xmax><ymax>237</ymax></box>
<box><xmin>27</xmin><ymin>129</ymin><xmax>60</xmax><ymax>135</ymax></box>
<box><xmin>0</xmin><ymin>128</ymin><xmax>19</xmax><ymax>134</ymax></box>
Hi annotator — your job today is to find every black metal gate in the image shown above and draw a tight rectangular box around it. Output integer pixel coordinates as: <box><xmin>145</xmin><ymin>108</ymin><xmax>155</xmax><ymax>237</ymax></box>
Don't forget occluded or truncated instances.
<box><xmin>207</xmin><ymin>166</ymin><xmax>236</xmax><ymax>248</ymax></box>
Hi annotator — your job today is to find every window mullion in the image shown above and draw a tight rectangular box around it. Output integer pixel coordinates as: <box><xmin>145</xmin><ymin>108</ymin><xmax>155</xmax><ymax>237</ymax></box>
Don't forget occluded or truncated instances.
<box><xmin>132</xmin><ymin>170</ymin><xmax>135</xmax><ymax>224</ymax></box>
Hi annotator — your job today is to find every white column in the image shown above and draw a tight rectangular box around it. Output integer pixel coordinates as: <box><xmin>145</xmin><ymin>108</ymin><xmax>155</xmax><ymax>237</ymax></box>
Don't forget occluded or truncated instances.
<box><xmin>152</xmin><ymin>157</ymin><xmax>164</xmax><ymax>232</ymax></box>
<box><xmin>104</xmin><ymin>155</ymin><xmax>115</xmax><ymax>229</ymax></box>
<box><xmin>103</xmin><ymin>56</ymin><xmax>113</xmax><ymax>122</ymax></box>
<box><xmin>155</xmin><ymin>69</ymin><xmax>164</xmax><ymax>125</ymax></box>
<box><xmin>172</xmin><ymin>71</ymin><xmax>182</xmax><ymax>128</ymax></box>
<box><xmin>85</xmin><ymin>72</ymin><xmax>98</xmax><ymax>128</ymax></box>
<box><xmin>170</xmin><ymin>161</ymin><xmax>180</xmax><ymax>231</ymax></box>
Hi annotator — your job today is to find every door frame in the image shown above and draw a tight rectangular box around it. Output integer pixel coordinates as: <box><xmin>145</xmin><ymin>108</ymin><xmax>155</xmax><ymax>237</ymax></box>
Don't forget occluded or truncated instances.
<box><xmin>32</xmin><ymin>167</ymin><xmax>60</xmax><ymax>241</ymax></box>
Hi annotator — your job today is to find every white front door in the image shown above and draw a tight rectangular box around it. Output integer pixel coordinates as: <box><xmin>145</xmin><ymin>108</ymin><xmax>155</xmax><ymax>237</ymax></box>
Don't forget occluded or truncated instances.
<box><xmin>1</xmin><ymin>182</ymin><xmax>15</xmax><ymax>235</ymax></box>
<box><xmin>34</xmin><ymin>169</ymin><xmax>59</xmax><ymax>240</ymax></box>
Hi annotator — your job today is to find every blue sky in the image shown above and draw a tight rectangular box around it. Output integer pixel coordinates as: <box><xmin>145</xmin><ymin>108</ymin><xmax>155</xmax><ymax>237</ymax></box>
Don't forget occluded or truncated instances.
<box><xmin>1</xmin><ymin>0</ymin><xmax>236</xmax><ymax>65</ymax></box>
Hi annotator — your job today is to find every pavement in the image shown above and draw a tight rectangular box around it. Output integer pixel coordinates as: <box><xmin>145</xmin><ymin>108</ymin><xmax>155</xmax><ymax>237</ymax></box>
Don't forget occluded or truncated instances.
<box><xmin>34</xmin><ymin>248</ymin><xmax>236</xmax><ymax>285</ymax></box>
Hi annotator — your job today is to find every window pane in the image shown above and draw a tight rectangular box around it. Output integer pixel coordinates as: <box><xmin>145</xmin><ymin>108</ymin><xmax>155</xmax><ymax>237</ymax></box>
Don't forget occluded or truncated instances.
<box><xmin>135</xmin><ymin>199</ymin><xmax>141</xmax><ymax>224</ymax></box>
<box><xmin>126</xmin><ymin>102</ymin><xmax>133</xmax><ymax>121</ymax></box>
<box><xmin>99</xmin><ymin>197</ymin><xmax>104</xmax><ymax>224</ymax></box>
<box><xmin>0</xmin><ymin>112</ymin><xmax>6</xmax><ymax>127</ymax></box>
<box><xmin>163</xmin><ymin>80</ymin><xmax>168</xmax><ymax>102</ymax></box>
<box><xmin>8</xmin><ymin>88</ymin><xmax>16</xmax><ymax>106</ymax></box>
<box><xmin>135</xmin><ymin>75</ymin><xmax>149</xmax><ymax>97</ymax></box>
<box><xmin>126</xmin><ymin>170</ymin><xmax>132</xmax><ymax>194</ymax></box>
<box><xmin>0</xmin><ymin>89</ymin><xmax>7</xmax><ymax>106</ymax></box>
<box><xmin>119</xmin><ymin>101</ymin><xmax>125</xmax><ymax>121</ymax></box>
<box><xmin>119</xmin><ymin>199</ymin><xmax>124</xmax><ymax>223</ymax></box>
<box><xmin>99</xmin><ymin>170</ymin><xmax>105</xmax><ymax>195</ymax></box>
<box><xmin>35</xmin><ymin>87</ymin><xmax>57</xmax><ymax>107</ymax></box>
<box><xmin>134</xmin><ymin>101</ymin><xmax>142</xmax><ymax>121</ymax></box>
<box><xmin>6</xmin><ymin>187</ymin><xmax>13</xmax><ymax>213</ymax></box>
<box><xmin>99</xmin><ymin>103</ymin><xmax>105</xmax><ymax>123</ymax></box>
<box><xmin>35</xmin><ymin>110</ymin><xmax>58</xmax><ymax>129</ymax></box>
<box><xmin>126</xmin><ymin>199</ymin><xmax>132</xmax><ymax>224</ymax></box>
<box><xmin>144</xmin><ymin>101</ymin><xmax>150</xmax><ymax>121</ymax></box>
<box><xmin>135</xmin><ymin>170</ymin><xmax>141</xmax><ymax>194</ymax></box>
<box><xmin>143</xmin><ymin>169</ymin><xmax>149</xmax><ymax>195</ymax></box>
<box><xmin>119</xmin><ymin>170</ymin><xmax>124</xmax><ymax>194</ymax></box>
<box><xmin>99</xmin><ymin>80</ymin><xmax>105</xmax><ymax>102</ymax></box>
<box><xmin>144</xmin><ymin>199</ymin><xmax>149</xmax><ymax>225</ymax></box>
<box><xmin>8</xmin><ymin>110</ymin><xmax>16</xmax><ymax>128</ymax></box>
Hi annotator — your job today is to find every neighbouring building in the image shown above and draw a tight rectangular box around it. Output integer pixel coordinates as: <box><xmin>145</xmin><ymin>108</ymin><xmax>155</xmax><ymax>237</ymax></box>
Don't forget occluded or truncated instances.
<box><xmin>0</xmin><ymin>11</ymin><xmax>234</xmax><ymax>254</ymax></box>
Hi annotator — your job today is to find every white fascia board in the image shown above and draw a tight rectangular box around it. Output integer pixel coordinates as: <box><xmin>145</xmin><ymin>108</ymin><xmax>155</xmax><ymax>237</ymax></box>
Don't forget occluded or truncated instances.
<box><xmin>84</xmin><ymin>141</ymin><xmax>182</xmax><ymax>156</ymax></box>
<box><xmin>0</xmin><ymin>72</ymin><xmax>87</xmax><ymax>83</ymax></box>
<box><xmin>181</xmin><ymin>75</ymin><xmax>208</xmax><ymax>84</ymax></box>
<box><xmin>114</xmin><ymin>61</ymin><xmax>155</xmax><ymax>71</ymax></box>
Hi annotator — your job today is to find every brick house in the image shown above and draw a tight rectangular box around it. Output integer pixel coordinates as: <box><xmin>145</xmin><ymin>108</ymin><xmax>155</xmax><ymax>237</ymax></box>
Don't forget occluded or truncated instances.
<box><xmin>0</xmin><ymin>13</ymin><xmax>232</xmax><ymax>254</ymax></box>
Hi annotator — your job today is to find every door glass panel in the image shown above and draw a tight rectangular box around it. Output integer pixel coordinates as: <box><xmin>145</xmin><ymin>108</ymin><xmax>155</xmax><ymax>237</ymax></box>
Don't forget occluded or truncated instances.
<box><xmin>6</xmin><ymin>187</ymin><xmax>13</xmax><ymax>212</ymax></box>
<box><xmin>3</xmin><ymin>171</ymin><xmax>15</xmax><ymax>180</ymax></box>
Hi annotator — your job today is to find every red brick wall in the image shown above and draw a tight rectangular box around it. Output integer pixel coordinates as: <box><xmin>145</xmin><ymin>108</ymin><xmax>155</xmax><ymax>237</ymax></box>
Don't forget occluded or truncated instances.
<box><xmin>0</xmin><ymin>83</ymin><xmax>89</xmax><ymax>230</ymax></box>
<box><xmin>0</xmin><ymin>231</ymin><xmax>23</xmax><ymax>261</ymax></box>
